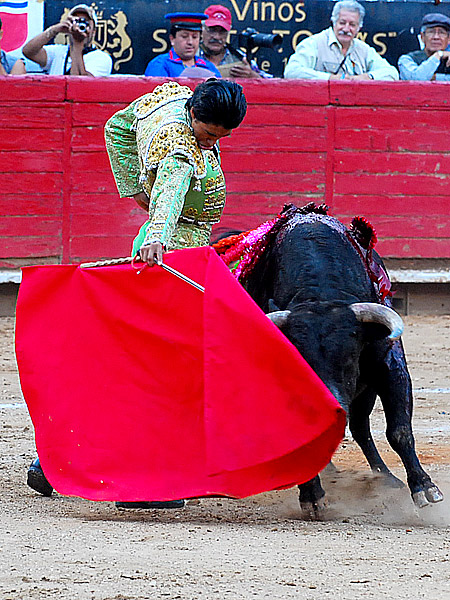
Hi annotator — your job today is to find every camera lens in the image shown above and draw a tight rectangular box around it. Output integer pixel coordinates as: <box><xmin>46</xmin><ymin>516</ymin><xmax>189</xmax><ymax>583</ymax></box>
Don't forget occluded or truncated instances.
<box><xmin>74</xmin><ymin>17</ymin><xmax>89</xmax><ymax>33</ymax></box>
<box><xmin>238</xmin><ymin>28</ymin><xmax>283</xmax><ymax>52</ymax></box>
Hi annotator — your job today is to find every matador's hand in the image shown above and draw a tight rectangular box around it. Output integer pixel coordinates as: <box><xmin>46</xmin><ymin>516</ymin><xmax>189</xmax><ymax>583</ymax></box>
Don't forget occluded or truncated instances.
<box><xmin>139</xmin><ymin>242</ymin><xmax>164</xmax><ymax>267</ymax></box>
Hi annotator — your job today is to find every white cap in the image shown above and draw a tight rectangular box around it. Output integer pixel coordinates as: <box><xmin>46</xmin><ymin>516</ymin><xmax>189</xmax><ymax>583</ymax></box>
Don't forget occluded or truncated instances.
<box><xmin>68</xmin><ymin>4</ymin><xmax>98</xmax><ymax>27</ymax></box>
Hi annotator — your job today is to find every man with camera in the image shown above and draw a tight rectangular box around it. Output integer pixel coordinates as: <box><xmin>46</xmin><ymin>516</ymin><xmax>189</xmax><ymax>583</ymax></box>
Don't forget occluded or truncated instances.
<box><xmin>22</xmin><ymin>3</ymin><xmax>112</xmax><ymax>76</ymax></box>
<box><xmin>398</xmin><ymin>13</ymin><xmax>450</xmax><ymax>81</ymax></box>
<box><xmin>284</xmin><ymin>0</ymin><xmax>398</xmax><ymax>81</ymax></box>
<box><xmin>199</xmin><ymin>4</ymin><xmax>273</xmax><ymax>79</ymax></box>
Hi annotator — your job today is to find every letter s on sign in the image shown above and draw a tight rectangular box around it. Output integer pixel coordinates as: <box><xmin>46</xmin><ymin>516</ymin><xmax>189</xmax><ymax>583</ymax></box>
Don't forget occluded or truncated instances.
<box><xmin>153</xmin><ymin>29</ymin><xmax>168</xmax><ymax>54</ymax></box>
<box><xmin>372</xmin><ymin>32</ymin><xmax>387</xmax><ymax>56</ymax></box>
<box><xmin>295</xmin><ymin>2</ymin><xmax>306</xmax><ymax>22</ymax></box>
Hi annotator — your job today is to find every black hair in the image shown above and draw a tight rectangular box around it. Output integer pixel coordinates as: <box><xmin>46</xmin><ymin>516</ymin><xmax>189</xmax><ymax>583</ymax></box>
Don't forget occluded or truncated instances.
<box><xmin>186</xmin><ymin>79</ymin><xmax>247</xmax><ymax>130</ymax></box>
<box><xmin>0</xmin><ymin>16</ymin><xmax>2</xmax><ymax>29</ymax></box>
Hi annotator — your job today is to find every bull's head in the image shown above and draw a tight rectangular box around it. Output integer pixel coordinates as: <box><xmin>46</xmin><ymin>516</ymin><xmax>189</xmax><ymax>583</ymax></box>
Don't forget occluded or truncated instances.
<box><xmin>266</xmin><ymin>301</ymin><xmax>404</xmax><ymax>412</ymax></box>
<box><xmin>267</xmin><ymin>303</ymin><xmax>403</xmax><ymax>340</ymax></box>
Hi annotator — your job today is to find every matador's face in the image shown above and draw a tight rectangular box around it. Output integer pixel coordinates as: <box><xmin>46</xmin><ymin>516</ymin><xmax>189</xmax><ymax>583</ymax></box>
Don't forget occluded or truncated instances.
<box><xmin>190</xmin><ymin>108</ymin><xmax>232</xmax><ymax>150</ymax></box>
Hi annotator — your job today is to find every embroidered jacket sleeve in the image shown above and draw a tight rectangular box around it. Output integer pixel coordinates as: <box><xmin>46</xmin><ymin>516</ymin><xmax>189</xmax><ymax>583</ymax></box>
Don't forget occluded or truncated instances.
<box><xmin>104</xmin><ymin>100</ymin><xmax>142</xmax><ymax>198</ymax></box>
<box><xmin>142</xmin><ymin>155</ymin><xmax>194</xmax><ymax>248</ymax></box>
<box><xmin>398</xmin><ymin>52</ymin><xmax>442</xmax><ymax>80</ymax></box>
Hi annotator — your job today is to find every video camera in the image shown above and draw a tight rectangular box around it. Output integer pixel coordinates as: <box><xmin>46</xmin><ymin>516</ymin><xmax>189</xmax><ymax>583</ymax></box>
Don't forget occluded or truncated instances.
<box><xmin>238</xmin><ymin>28</ymin><xmax>282</xmax><ymax>62</ymax></box>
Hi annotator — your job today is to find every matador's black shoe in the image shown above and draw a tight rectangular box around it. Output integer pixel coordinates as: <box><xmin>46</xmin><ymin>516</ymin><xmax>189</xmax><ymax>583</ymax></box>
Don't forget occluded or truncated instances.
<box><xmin>27</xmin><ymin>458</ymin><xmax>53</xmax><ymax>497</ymax></box>
<box><xmin>115</xmin><ymin>500</ymin><xmax>185</xmax><ymax>509</ymax></box>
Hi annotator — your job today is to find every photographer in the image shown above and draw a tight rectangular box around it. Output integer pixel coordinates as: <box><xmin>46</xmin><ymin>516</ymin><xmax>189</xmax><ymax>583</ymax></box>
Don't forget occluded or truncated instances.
<box><xmin>22</xmin><ymin>3</ymin><xmax>112</xmax><ymax>76</ymax></box>
<box><xmin>199</xmin><ymin>4</ymin><xmax>273</xmax><ymax>79</ymax></box>
<box><xmin>398</xmin><ymin>13</ymin><xmax>450</xmax><ymax>81</ymax></box>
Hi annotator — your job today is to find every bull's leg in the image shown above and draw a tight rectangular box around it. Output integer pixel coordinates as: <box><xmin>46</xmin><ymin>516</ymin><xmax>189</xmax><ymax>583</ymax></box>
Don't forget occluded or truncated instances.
<box><xmin>373</xmin><ymin>340</ymin><xmax>443</xmax><ymax>507</ymax></box>
<box><xmin>349</xmin><ymin>387</ymin><xmax>404</xmax><ymax>488</ymax></box>
<box><xmin>298</xmin><ymin>476</ymin><xmax>326</xmax><ymax>520</ymax></box>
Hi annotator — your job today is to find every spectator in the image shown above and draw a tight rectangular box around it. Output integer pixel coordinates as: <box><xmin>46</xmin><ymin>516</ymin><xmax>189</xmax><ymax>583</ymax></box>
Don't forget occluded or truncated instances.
<box><xmin>199</xmin><ymin>4</ymin><xmax>270</xmax><ymax>79</ymax></box>
<box><xmin>0</xmin><ymin>16</ymin><xmax>26</xmax><ymax>74</ymax></box>
<box><xmin>144</xmin><ymin>12</ymin><xmax>221</xmax><ymax>77</ymax></box>
<box><xmin>22</xmin><ymin>3</ymin><xmax>112</xmax><ymax>76</ymax></box>
<box><xmin>398</xmin><ymin>13</ymin><xmax>450</xmax><ymax>81</ymax></box>
<box><xmin>284</xmin><ymin>0</ymin><xmax>398</xmax><ymax>81</ymax></box>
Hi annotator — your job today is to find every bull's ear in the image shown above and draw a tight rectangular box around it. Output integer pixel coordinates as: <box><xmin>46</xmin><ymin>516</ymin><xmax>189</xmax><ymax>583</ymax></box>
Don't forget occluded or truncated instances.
<box><xmin>268</xmin><ymin>298</ymin><xmax>281</xmax><ymax>312</ymax></box>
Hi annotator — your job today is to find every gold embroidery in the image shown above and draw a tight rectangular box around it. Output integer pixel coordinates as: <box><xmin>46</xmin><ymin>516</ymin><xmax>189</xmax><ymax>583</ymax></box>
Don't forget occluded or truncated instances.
<box><xmin>217</xmin><ymin>190</ymin><xmax>226</xmax><ymax>203</ymax></box>
<box><xmin>134</xmin><ymin>82</ymin><xmax>192</xmax><ymax>119</ymax></box>
<box><xmin>142</xmin><ymin>121</ymin><xmax>207</xmax><ymax>179</ymax></box>
<box><xmin>184</xmin><ymin>207</ymin><xmax>200</xmax><ymax>219</ymax></box>
<box><xmin>206</xmin><ymin>151</ymin><xmax>220</xmax><ymax>170</ymax></box>
<box><xmin>205</xmin><ymin>178</ymin><xmax>216</xmax><ymax>194</ymax></box>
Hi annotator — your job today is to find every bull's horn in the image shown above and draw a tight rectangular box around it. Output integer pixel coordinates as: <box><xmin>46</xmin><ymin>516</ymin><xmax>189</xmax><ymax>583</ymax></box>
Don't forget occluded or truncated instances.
<box><xmin>350</xmin><ymin>303</ymin><xmax>404</xmax><ymax>340</ymax></box>
<box><xmin>266</xmin><ymin>310</ymin><xmax>291</xmax><ymax>328</ymax></box>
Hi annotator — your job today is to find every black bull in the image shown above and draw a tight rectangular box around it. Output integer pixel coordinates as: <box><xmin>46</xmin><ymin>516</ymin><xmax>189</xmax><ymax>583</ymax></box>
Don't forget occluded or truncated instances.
<box><xmin>242</xmin><ymin>209</ymin><xmax>443</xmax><ymax>518</ymax></box>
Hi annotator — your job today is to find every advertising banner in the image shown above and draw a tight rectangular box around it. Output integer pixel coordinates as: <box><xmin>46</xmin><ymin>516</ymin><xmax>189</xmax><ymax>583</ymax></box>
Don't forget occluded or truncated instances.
<box><xmin>35</xmin><ymin>1</ymin><xmax>450</xmax><ymax>76</ymax></box>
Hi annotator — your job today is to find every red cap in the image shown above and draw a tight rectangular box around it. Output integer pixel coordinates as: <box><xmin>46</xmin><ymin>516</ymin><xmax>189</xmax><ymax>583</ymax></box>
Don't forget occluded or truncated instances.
<box><xmin>204</xmin><ymin>5</ymin><xmax>232</xmax><ymax>31</ymax></box>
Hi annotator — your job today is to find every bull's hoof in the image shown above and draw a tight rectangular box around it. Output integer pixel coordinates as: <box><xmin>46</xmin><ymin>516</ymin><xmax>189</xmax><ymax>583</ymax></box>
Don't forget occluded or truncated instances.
<box><xmin>425</xmin><ymin>486</ymin><xmax>444</xmax><ymax>504</ymax></box>
<box><xmin>412</xmin><ymin>490</ymin><xmax>430</xmax><ymax>508</ymax></box>
<box><xmin>412</xmin><ymin>485</ymin><xmax>444</xmax><ymax>508</ymax></box>
<box><xmin>300</xmin><ymin>498</ymin><xmax>327</xmax><ymax>521</ymax></box>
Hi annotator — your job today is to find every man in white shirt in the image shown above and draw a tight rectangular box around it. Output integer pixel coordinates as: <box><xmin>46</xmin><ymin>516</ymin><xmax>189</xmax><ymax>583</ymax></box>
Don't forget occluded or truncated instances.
<box><xmin>398</xmin><ymin>13</ymin><xmax>450</xmax><ymax>81</ymax></box>
<box><xmin>23</xmin><ymin>3</ymin><xmax>112</xmax><ymax>76</ymax></box>
<box><xmin>284</xmin><ymin>0</ymin><xmax>398</xmax><ymax>81</ymax></box>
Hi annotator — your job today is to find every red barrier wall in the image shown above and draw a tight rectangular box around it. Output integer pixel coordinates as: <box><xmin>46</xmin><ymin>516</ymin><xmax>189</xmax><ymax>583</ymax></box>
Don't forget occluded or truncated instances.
<box><xmin>1</xmin><ymin>76</ymin><xmax>449</xmax><ymax>268</ymax></box>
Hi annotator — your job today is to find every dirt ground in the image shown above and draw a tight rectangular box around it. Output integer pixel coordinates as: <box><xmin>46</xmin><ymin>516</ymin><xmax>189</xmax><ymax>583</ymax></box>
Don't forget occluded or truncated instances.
<box><xmin>1</xmin><ymin>314</ymin><xmax>449</xmax><ymax>600</ymax></box>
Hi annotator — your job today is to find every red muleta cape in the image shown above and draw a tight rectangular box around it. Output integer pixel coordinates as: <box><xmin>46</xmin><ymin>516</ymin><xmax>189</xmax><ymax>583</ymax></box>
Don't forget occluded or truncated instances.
<box><xmin>15</xmin><ymin>246</ymin><xmax>346</xmax><ymax>501</ymax></box>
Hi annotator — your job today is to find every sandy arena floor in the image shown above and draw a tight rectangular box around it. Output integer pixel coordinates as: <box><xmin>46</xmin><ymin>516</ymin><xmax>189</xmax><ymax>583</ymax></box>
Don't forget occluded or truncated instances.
<box><xmin>0</xmin><ymin>315</ymin><xmax>449</xmax><ymax>600</ymax></box>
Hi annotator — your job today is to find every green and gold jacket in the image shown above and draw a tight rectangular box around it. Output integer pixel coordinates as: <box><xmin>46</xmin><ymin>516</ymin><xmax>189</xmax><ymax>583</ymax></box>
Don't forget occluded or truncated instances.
<box><xmin>104</xmin><ymin>81</ymin><xmax>226</xmax><ymax>254</ymax></box>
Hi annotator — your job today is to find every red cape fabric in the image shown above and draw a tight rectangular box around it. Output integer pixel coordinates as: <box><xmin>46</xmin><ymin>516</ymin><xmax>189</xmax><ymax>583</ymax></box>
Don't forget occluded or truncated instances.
<box><xmin>16</xmin><ymin>247</ymin><xmax>345</xmax><ymax>501</ymax></box>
